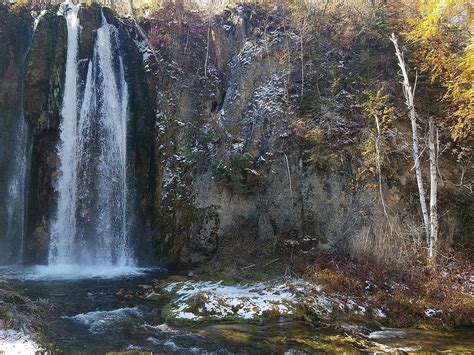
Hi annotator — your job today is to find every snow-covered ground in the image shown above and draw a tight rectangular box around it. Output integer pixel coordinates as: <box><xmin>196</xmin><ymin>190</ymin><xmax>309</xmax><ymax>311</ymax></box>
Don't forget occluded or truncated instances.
<box><xmin>0</xmin><ymin>329</ymin><xmax>39</xmax><ymax>355</ymax></box>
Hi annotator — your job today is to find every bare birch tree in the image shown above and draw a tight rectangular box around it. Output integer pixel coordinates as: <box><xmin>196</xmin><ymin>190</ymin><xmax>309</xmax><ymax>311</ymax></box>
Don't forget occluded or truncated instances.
<box><xmin>428</xmin><ymin>117</ymin><xmax>438</xmax><ymax>258</ymax></box>
<box><xmin>204</xmin><ymin>16</ymin><xmax>211</xmax><ymax>78</ymax></box>
<box><xmin>390</xmin><ymin>34</ymin><xmax>430</xmax><ymax>243</ymax></box>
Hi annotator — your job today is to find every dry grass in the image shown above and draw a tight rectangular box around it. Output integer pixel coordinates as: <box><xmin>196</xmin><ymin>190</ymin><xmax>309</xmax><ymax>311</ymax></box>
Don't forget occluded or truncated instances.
<box><xmin>306</xmin><ymin>250</ymin><xmax>474</xmax><ymax>327</ymax></box>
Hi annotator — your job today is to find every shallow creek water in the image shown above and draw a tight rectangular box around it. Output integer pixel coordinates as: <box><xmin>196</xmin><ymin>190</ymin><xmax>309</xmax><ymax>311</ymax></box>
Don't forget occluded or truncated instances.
<box><xmin>2</xmin><ymin>267</ymin><xmax>473</xmax><ymax>354</ymax></box>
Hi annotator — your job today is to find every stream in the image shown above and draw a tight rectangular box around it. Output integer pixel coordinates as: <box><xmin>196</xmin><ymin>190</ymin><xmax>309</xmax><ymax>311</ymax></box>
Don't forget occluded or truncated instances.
<box><xmin>2</xmin><ymin>267</ymin><xmax>473</xmax><ymax>354</ymax></box>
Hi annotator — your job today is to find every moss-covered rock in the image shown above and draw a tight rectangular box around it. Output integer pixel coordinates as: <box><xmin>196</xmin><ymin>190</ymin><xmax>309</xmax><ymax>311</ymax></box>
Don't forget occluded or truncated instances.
<box><xmin>24</xmin><ymin>11</ymin><xmax>66</xmax><ymax>133</ymax></box>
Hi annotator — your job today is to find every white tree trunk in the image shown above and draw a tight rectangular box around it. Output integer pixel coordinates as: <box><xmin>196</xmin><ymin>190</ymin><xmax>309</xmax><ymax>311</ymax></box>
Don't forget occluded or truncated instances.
<box><xmin>390</xmin><ymin>34</ymin><xmax>430</xmax><ymax>243</ymax></box>
<box><xmin>204</xmin><ymin>18</ymin><xmax>211</xmax><ymax>78</ymax></box>
<box><xmin>300</xmin><ymin>20</ymin><xmax>305</xmax><ymax>98</ymax></box>
<box><xmin>428</xmin><ymin>117</ymin><xmax>438</xmax><ymax>259</ymax></box>
<box><xmin>283</xmin><ymin>153</ymin><xmax>293</xmax><ymax>198</ymax></box>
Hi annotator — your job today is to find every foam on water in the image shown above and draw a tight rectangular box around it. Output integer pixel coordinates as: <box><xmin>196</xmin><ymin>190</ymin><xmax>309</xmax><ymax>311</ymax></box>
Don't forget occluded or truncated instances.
<box><xmin>63</xmin><ymin>307</ymin><xmax>142</xmax><ymax>333</ymax></box>
<box><xmin>0</xmin><ymin>265</ymin><xmax>151</xmax><ymax>281</ymax></box>
<box><xmin>28</xmin><ymin>265</ymin><xmax>146</xmax><ymax>280</ymax></box>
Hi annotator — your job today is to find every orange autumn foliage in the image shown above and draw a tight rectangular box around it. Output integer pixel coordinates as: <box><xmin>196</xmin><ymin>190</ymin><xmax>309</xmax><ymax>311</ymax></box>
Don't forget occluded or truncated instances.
<box><xmin>404</xmin><ymin>0</ymin><xmax>473</xmax><ymax>141</ymax></box>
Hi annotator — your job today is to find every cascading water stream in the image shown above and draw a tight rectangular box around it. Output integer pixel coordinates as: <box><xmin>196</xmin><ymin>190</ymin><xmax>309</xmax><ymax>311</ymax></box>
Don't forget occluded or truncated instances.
<box><xmin>48</xmin><ymin>2</ymin><xmax>134</xmax><ymax>269</ymax></box>
<box><xmin>49</xmin><ymin>2</ymin><xmax>80</xmax><ymax>265</ymax></box>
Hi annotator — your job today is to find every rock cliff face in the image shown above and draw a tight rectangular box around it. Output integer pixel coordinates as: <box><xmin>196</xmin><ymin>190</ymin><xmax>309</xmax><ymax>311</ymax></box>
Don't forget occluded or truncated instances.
<box><xmin>142</xmin><ymin>5</ymin><xmax>381</xmax><ymax>264</ymax></box>
<box><xmin>0</xmin><ymin>6</ymin><xmax>32</xmax><ymax>264</ymax></box>
<box><xmin>137</xmin><ymin>4</ymin><xmax>471</xmax><ymax>265</ymax></box>
<box><xmin>0</xmin><ymin>3</ymin><xmax>470</xmax><ymax>266</ymax></box>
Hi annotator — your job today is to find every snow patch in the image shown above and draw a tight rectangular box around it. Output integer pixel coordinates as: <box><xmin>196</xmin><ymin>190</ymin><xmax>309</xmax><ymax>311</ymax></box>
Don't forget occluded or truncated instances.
<box><xmin>0</xmin><ymin>329</ymin><xmax>39</xmax><ymax>355</ymax></box>
<box><xmin>165</xmin><ymin>280</ymin><xmax>297</xmax><ymax>321</ymax></box>
<box><xmin>424</xmin><ymin>308</ymin><xmax>442</xmax><ymax>317</ymax></box>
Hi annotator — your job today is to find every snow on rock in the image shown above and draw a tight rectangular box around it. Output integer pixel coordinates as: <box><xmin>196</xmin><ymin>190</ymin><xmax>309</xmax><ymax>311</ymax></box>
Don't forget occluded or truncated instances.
<box><xmin>164</xmin><ymin>280</ymin><xmax>297</xmax><ymax>321</ymax></box>
<box><xmin>161</xmin><ymin>279</ymin><xmax>386</xmax><ymax>323</ymax></box>
<box><xmin>133</xmin><ymin>39</ymin><xmax>154</xmax><ymax>64</ymax></box>
<box><xmin>424</xmin><ymin>308</ymin><xmax>442</xmax><ymax>317</ymax></box>
<box><xmin>0</xmin><ymin>329</ymin><xmax>40</xmax><ymax>355</ymax></box>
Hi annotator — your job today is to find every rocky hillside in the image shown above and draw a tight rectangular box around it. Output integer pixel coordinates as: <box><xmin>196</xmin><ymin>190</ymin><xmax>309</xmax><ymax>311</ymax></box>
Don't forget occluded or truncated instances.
<box><xmin>134</xmin><ymin>3</ymin><xmax>472</xmax><ymax>265</ymax></box>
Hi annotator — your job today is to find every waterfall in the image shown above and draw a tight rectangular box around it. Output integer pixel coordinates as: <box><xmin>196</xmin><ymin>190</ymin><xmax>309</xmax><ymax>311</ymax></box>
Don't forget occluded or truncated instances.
<box><xmin>49</xmin><ymin>2</ymin><xmax>80</xmax><ymax>265</ymax></box>
<box><xmin>49</xmin><ymin>3</ymin><xmax>134</xmax><ymax>268</ymax></box>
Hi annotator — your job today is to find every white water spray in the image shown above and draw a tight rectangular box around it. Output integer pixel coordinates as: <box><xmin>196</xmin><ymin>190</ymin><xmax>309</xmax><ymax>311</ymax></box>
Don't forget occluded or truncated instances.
<box><xmin>49</xmin><ymin>2</ymin><xmax>134</xmax><ymax>268</ymax></box>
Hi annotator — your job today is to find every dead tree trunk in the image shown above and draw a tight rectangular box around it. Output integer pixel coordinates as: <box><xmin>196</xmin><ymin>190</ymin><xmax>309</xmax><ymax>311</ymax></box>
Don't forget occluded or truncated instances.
<box><xmin>390</xmin><ymin>33</ymin><xmax>430</xmax><ymax>243</ymax></box>
<box><xmin>428</xmin><ymin>117</ymin><xmax>438</xmax><ymax>259</ymax></box>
